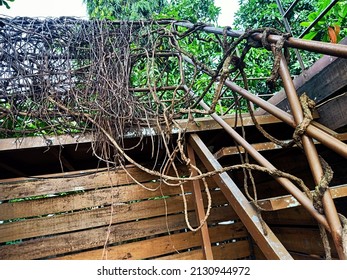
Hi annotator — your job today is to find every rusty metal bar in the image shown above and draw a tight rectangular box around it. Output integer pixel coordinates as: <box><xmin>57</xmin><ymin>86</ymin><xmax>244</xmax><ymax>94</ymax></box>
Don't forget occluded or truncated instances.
<box><xmin>275</xmin><ymin>0</ymin><xmax>305</xmax><ymax>70</ymax></box>
<box><xmin>283</xmin><ymin>0</ymin><xmax>301</xmax><ymax>18</ymax></box>
<box><xmin>277</xmin><ymin>52</ymin><xmax>346</xmax><ymax>259</ymax></box>
<box><xmin>222</xmin><ymin>79</ymin><xmax>347</xmax><ymax>159</ymax></box>
<box><xmin>186</xmin><ymin>144</ymin><xmax>214</xmax><ymax>260</ymax></box>
<box><xmin>175</xmin><ymin>22</ymin><xmax>347</xmax><ymax>58</ymax></box>
<box><xmin>184</xmin><ymin>85</ymin><xmax>330</xmax><ymax>231</ymax></box>
<box><xmin>258</xmin><ymin>183</ymin><xmax>347</xmax><ymax>211</ymax></box>
<box><xmin>182</xmin><ymin>54</ymin><xmax>347</xmax><ymax>158</ymax></box>
<box><xmin>214</xmin><ymin>132</ymin><xmax>347</xmax><ymax>160</ymax></box>
<box><xmin>188</xmin><ymin>133</ymin><xmax>293</xmax><ymax>260</ymax></box>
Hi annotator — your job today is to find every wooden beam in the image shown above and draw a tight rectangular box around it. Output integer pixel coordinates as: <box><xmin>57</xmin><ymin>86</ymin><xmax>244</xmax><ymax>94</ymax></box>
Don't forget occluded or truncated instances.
<box><xmin>0</xmin><ymin>114</ymin><xmax>283</xmax><ymax>152</ymax></box>
<box><xmin>258</xmin><ymin>183</ymin><xmax>347</xmax><ymax>211</ymax></box>
<box><xmin>188</xmin><ymin>133</ymin><xmax>293</xmax><ymax>260</ymax></box>
<box><xmin>255</xmin><ymin>38</ymin><xmax>347</xmax><ymax>115</ymax></box>
<box><xmin>0</xmin><ymin>162</ymin><xmax>26</xmax><ymax>177</ymax></box>
<box><xmin>49</xmin><ymin>147</ymin><xmax>75</xmax><ymax>171</ymax></box>
<box><xmin>317</xmin><ymin>93</ymin><xmax>347</xmax><ymax>130</ymax></box>
<box><xmin>187</xmin><ymin>143</ymin><xmax>213</xmax><ymax>260</ymax></box>
<box><xmin>214</xmin><ymin>132</ymin><xmax>347</xmax><ymax>159</ymax></box>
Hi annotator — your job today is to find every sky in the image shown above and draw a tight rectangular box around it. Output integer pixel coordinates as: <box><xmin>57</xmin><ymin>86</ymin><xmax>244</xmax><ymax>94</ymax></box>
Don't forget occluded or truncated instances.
<box><xmin>0</xmin><ymin>0</ymin><xmax>240</xmax><ymax>26</ymax></box>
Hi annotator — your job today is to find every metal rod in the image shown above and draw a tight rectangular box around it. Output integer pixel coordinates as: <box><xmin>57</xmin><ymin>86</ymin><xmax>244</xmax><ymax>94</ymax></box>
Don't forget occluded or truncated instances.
<box><xmin>277</xmin><ymin>51</ymin><xmax>346</xmax><ymax>259</ymax></box>
<box><xmin>175</xmin><ymin>21</ymin><xmax>347</xmax><ymax>58</ymax></box>
<box><xmin>283</xmin><ymin>0</ymin><xmax>301</xmax><ymax>18</ymax></box>
<box><xmin>182</xmin><ymin>54</ymin><xmax>347</xmax><ymax>158</ymax></box>
<box><xmin>275</xmin><ymin>0</ymin><xmax>305</xmax><ymax>70</ymax></box>
<box><xmin>188</xmin><ymin>134</ymin><xmax>293</xmax><ymax>260</ymax></box>
<box><xmin>186</xmin><ymin>144</ymin><xmax>214</xmax><ymax>260</ymax></box>
<box><xmin>299</xmin><ymin>0</ymin><xmax>340</xmax><ymax>38</ymax></box>
<box><xmin>222</xmin><ymin>79</ymin><xmax>347</xmax><ymax>159</ymax></box>
<box><xmin>184</xmin><ymin>85</ymin><xmax>330</xmax><ymax>231</ymax></box>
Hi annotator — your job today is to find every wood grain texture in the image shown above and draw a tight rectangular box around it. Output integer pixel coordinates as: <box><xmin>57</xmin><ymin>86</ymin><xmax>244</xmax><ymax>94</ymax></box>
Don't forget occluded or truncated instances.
<box><xmin>0</xmin><ymin>177</ymin><xmax>216</xmax><ymax>220</ymax></box>
<box><xmin>155</xmin><ymin>240</ymin><xmax>251</xmax><ymax>260</ymax></box>
<box><xmin>0</xmin><ymin>190</ymin><xmax>229</xmax><ymax>243</ymax></box>
<box><xmin>0</xmin><ymin>205</ymin><xmax>236</xmax><ymax>260</ymax></box>
<box><xmin>54</xmin><ymin>223</ymin><xmax>248</xmax><ymax>260</ymax></box>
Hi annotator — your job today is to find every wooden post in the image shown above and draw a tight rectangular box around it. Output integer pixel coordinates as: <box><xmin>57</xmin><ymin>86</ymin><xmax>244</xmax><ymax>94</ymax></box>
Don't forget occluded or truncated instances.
<box><xmin>186</xmin><ymin>143</ymin><xmax>214</xmax><ymax>260</ymax></box>
<box><xmin>189</xmin><ymin>134</ymin><xmax>293</xmax><ymax>260</ymax></box>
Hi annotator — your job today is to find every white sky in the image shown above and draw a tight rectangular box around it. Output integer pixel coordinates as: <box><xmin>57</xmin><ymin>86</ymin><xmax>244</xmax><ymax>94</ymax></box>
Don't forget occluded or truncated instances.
<box><xmin>0</xmin><ymin>0</ymin><xmax>239</xmax><ymax>26</ymax></box>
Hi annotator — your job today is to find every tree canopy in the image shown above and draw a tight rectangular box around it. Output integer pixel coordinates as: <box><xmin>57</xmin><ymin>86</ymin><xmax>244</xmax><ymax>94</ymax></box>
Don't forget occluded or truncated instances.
<box><xmin>84</xmin><ymin>0</ymin><xmax>220</xmax><ymax>23</ymax></box>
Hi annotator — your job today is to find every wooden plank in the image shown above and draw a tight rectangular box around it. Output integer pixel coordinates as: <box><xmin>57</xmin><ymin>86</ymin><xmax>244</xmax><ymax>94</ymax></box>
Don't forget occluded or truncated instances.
<box><xmin>0</xmin><ymin>205</ymin><xmax>237</xmax><ymax>260</ymax></box>
<box><xmin>187</xmin><ymin>143</ymin><xmax>213</xmax><ymax>260</ymax></box>
<box><xmin>0</xmin><ymin>190</ymin><xmax>229</xmax><ymax>243</ymax></box>
<box><xmin>0</xmin><ymin>177</ymin><xmax>217</xmax><ymax>220</ymax></box>
<box><xmin>0</xmin><ymin>165</ymin><xmax>159</xmax><ymax>200</ymax></box>
<box><xmin>54</xmin><ymin>223</ymin><xmax>247</xmax><ymax>260</ymax></box>
<box><xmin>262</xmin><ymin>206</ymin><xmax>316</xmax><ymax>226</ymax></box>
<box><xmin>214</xmin><ymin>132</ymin><xmax>347</xmax><ymax>159</ymax></box>
<box><xmin>188</xmin><ymin>134</ymin><xmax>293</xmax><ymax>260</ymax></box>
<box><xmin>272</xmin><ymin>227</ymin><xmax>338</xmax><ymax>258</ymax></box>
<box><xmin>0</xmin><ymin>115</ymin><xmax>283</xmax><ymax>152</ymax></box>
<box><xmin>258</xmin><ymin>183</ymin><xmax>347</xmax><ymax>211</ymax></box>
<box><xmin>155</xmin><ymin>240</ymin><xmax>251</xmax><ymax>260</ymax></box>
<box><xmin>317</xmin><ymin>93</ymin><xmax>347</xmax><ymax>130</ymax></box>
<box><xmin>255</xmin><ymin>38</ymin><xmax>347</xmax><ymax>115</ymax></box>
<box><xmin>0</xmin><ymin>134</ymin><xmax>92</xmax><ymax>152</ymax></box>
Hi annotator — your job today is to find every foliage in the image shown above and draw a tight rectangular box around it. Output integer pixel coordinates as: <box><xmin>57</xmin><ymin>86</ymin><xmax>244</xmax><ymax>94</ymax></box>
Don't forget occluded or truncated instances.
<box><xmin>232</xmin><ymin>0</ymin><xmax>346</xmax><ymax>97</ymax></box>
<box><xmin>84</xmin><ymin>0</ymin><xmax>221</xmax><ymax>24</ymax></box>
<box><xmin>84</xmin><ymin>0</ymin><xmax>167</xmax><ymax>20</ymax></box>
<box><xmin>0</xmin><ymin>0</ymin><xmax>14</xmax><ymax>9</ymax></box>
<box><xmin>158</xmin><ymin>0</ymin><xmax>220</xmax><ymax>24</ymax></box>
<box><xmin>300</xmin><ymin>0</ymin><xmax>347</xmax><ymax>42</ymax></box>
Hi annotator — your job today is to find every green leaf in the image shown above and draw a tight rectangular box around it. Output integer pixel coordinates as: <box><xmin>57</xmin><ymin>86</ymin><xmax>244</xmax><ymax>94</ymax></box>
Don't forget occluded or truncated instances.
<box><xmin>303</xmin><ymin>31</ymin><xmax>319</xmax><ymax>40</ymax></box>
<box><xmin>300</xmin><ymin>21</ymin><xmax>311</xmax><ymax>27</ymax></box>
<box><xmin>339</xmin><ymin>4</ymin><xmax>347</xmax><ymax>18</ymax></box>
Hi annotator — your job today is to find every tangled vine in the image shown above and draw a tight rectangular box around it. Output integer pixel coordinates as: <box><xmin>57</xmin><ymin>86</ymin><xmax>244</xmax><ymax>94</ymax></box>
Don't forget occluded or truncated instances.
<box><xmin>1</xmin><ymin>17</ymin><xmax>346</xmax><ymax>255</ymax></box>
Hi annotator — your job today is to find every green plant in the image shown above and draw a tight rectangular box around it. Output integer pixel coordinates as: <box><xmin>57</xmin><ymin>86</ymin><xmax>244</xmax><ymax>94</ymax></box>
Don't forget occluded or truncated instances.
<box><xmin>0</xmin><ymin>0</ymin><xmax>14</xmax><ymax>9</ymax></box>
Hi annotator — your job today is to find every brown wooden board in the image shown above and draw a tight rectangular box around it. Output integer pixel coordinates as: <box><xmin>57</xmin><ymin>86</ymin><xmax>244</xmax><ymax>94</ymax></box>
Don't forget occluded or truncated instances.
<box><xmin>0</xmin><ymin>205</ymin><xmax>237</xmax><ymax>260</ymax></box>
<box><xmin>0</xmin><ymin>166</ymin><xmax>158</xmax><ymax>200</ymax></box>
<box><xmin>0</xmin><ymin>177</ymin><xmax>217</xmax><ymax>220</ymax></box>
<box><xmin>155</xmin><ymin>240</ymin><xmax>251</xmax><ymax>260</ymax></box>
<box><xmin>54</xmin><ymin>223</ymin><xmax>248</xmax><ymax>260</ymax></box>
<box><xmin>0</xmin><ymin>190</ymin><xmax>228</xmax><ymax>243</ymax></box>
<box><xmin>272</xmin><ymin>227</ymin><xmax>337</xmax><ymax>258</ymax></box>
<box><xmin>317</xmin><ymin>93</ymin><xmax>347</xmax><ymax>130</ymax></box>
<box><xmin>0</xmin><ymin>114</ymin><xmax>282</xmax><ymax>152</ymax></box>
<box><xmin>262</xmin><ymin>206</ymin><xmax>317</xmax><ymax>226</ymax></box>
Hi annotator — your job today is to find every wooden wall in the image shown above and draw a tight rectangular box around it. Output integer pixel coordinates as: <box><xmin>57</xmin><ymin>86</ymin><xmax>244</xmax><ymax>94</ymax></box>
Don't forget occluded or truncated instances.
<box><xmin>0</xmin><ymin>164</ymin><xmax>252</xmax><ymax>260</ymax></box>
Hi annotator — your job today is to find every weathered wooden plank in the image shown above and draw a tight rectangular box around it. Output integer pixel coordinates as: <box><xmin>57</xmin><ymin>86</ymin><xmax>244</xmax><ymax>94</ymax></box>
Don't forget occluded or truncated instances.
<box><xmin>0</xmin><ymin>115</ymin><xmax>282</xmax><ymax>152</ymax></box>
<box><xmin>272</xmin><ymin>227</ymin><xmax>337</xmax><ymax>258</ymax></box>
<box><xmin>0</xmin><ymin>177</ymin><xmax>218</xmax><ymax>220</ymax></box>
<box><xmin>0</xmin><ymin>190</ymin><xmax>229</xmax><ymax>243</ymax></box>
<box><xmin>214</xmin><ymin>132</ymin><xmax>347</xmax><ymax>159</ymax></box>
<box><xmin>0</xmin><ymin>205</ymin><xmax>237</xmax><ymax>260</ymax></box>
<box><xmin>155</xmin><ymin>240</ymin><xmax>251</xmax><ymax>260</ymax></box>
<box><xmin>258</xmin><ymin>183</ymin><xmax>347</xmax><ymax>211</ymax></box>
<box><xmin>187</xmin><ymin>143</ymin><xmax>213</xmax><ymax>260</ymax></box>
<box><xmin>317</xmin><ymin>93</ymin><xmax>347</xmax><ymax>130</ymax></box>
<box><xmin>189</xmin><ymin>134</ymin><xmax>293</xmax><ymax>260</ymax></box>
<box><xmin>262</xmin><ymin>206</ymin><xmax>316</xmax><ymax>226</ymax></box>
<box><xmin>54</xmin><ymin>223</ymin><xmax>247</xmax><ymax>260</ymax></box>
<box><xmin>255</xmin><ymin>38</ymin><xmax>347</xmax><ymax>116</ymax></box>
<box><xmin>0</xmin><ymin>166</ymin><xmax>160</xmax><ymax>200</ymax></box>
